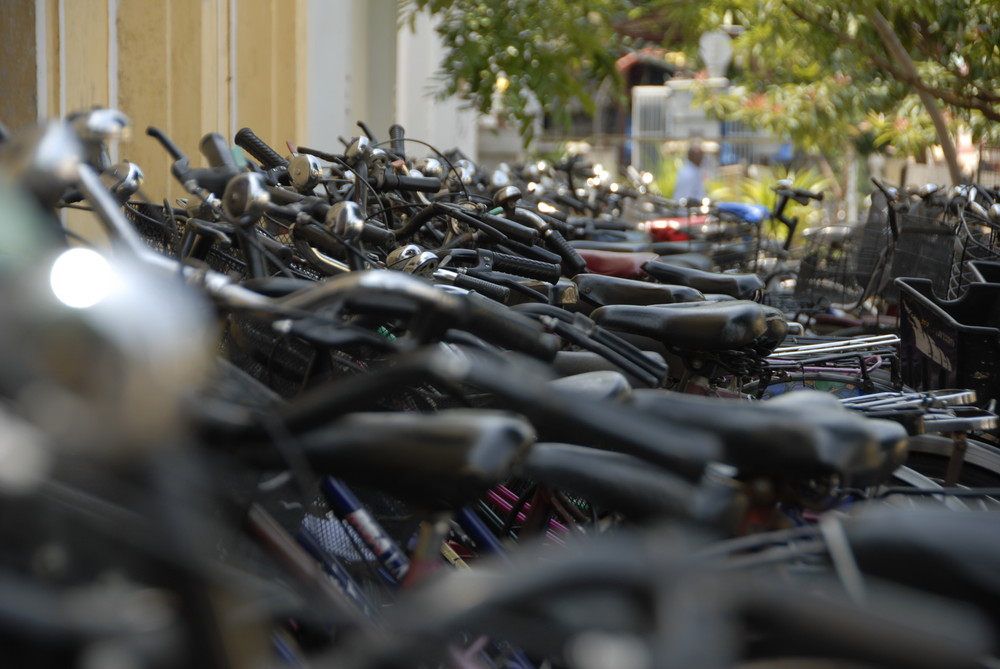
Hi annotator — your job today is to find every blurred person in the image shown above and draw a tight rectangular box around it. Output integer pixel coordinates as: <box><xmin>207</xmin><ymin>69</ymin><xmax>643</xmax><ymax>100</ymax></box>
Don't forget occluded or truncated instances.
<box><xmin>672</xmin><ymin>140</ymin><xmax>706</xmax><ymax>203</ymax></box>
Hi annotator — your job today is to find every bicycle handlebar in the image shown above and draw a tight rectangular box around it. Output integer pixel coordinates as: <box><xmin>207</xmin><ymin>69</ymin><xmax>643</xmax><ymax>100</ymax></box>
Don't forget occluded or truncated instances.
<box><xmin>773</xmin><ymin>185</ymin><xmax>824</xmax><ymax>204</ymax></box>
<box><xmin>375</xmin><ymin>172</ymin><xmax>442</xmax><ymax>193</ymax></box>
<box><xmin>199</xmin><ymin>132</ymin><xmax>237</xmax><ymax>170</ymax></box>
<box><xmin>234</xmin><ymin>127</ymin><xmax>288</xmax><ymax>170</ymax></box>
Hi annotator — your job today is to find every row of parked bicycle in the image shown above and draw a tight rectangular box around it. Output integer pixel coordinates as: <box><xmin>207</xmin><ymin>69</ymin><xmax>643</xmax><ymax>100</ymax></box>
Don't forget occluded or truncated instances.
<box><xmin>1</xmin><ymin>107</ymin><xmax>999</xmax><ymax>668</ymax></box>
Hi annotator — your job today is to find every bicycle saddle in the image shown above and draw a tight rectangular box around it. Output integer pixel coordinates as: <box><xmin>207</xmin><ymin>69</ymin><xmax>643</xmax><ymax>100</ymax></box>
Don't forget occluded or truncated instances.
<box><xmin>241</xmin><ymin>409</ymin><xmax>536</xmax><ymax>507</ymax></box>
<box><xmin>519</xmin><ymin>443</ymin><xmax>696</xmax><ymax>519</ymax></box>
<box><xmin>715</xmin><ymin>201</ymin><xmax>770</xmax><ymax>223</ymax></box>
<box><xmin>576</xmin><ymin>249</ymin><xmax>659</xmax><ymax>278</ymax></box>
<box><xmin>649</xmin><ymin>252</ymin><xmax>716</xmax><ymax>272</ymax></box>
<box><xmin>591</xmin><ymin>300</ymin><xmax>768</xmax><ymax>351</ymax></box>
<box><xmin>642</xmin><ymin>259</ymin><xmax>764</xmax><ymax>300</ymax></box>
<box><xmin>547</xmin><ymin>370</ymin><xmax>632</xmax><ymax>402</ymax></box>
<box><xmin>844</xmin><ymin>508</ymin><xmax>1000</xmax><ymax>632</ymax></box>
<box><xmin>650</xmin><ymin>240</ymin><xmax>713</xmax><ymax>255</ymax></box>
<box><xmin>628</xmin><ymin>389</ymin><xmax>908</xmax><ymax>483</ymax></box>
<box><xmin>551</xmin><ymin>350</ymin><xmax>668</xmax><ymax>388</ymax></box>
<box><xmin>573</xmin><ymin>273</ymin><xmax>705</xmax><ymax>309</ymax></box>
<box><xmin>570</xmin><ymin>240</ymin><xmax>653</xmax><ymax>253</ymax></box>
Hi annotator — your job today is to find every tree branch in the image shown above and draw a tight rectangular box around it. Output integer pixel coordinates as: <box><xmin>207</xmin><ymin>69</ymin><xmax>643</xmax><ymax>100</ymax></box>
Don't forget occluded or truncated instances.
<box><xmin>866</xmin><ymin>8</ymin><xmax>962</xmax><ymax>183</ymax></box>
<box><xmin>785</xmin><ymin>2</ymin><xmax>1000</xmax><ymax>124</ymax></box>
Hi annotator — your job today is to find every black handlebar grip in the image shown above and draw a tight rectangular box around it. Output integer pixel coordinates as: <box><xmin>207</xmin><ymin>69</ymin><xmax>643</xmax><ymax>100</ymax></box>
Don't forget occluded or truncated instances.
<box><xmin>450</xmin><ymin>272</ymin><xmax>511</xmax><ymax>304</ymax></box>
<box><xmin>481</xmin><ymin>213</ymin><xmax>540</xmax><ymax>245</ymax></box>
<box><xmin>257</xmin><ymin>234</ymin><xmax>294</xmax><ymax>263</ymax></box>
<box><xmin>235</xmin><ymin>127</ymin><xmax>288</xmax><ymax>170</ymax></box>
<box><xmin>146</xmin><ymin>126</ymin><xmax>186</xmax><ymax>161</ymax></box>
<box><xmin>377</xmin><ymin>173</ymin><xmax>442</xmax><ymax>193</ymax></box>
<box><xmin>536</xmin><ymin>211</ymin><xmax>572</xmax><ymax>236</ymax></box>
<box><xmin>361</xmin><ymin>223</ymin><xmax>394</xmax><ymax>246</ymax></box>
<box><xmin>544</xmin><ymin>229</ymin><xmax>587</xmax><ymax>276</ymax></box>
<box><xmin>794</xmin><ymin>187</ymin><xmax>824</xmax><ymax>201</ymax></box>
<box><xmin>488</xmin><ymin>251</ymin><xmax>562</xmax><ymax>284</ymax></box>
<box><xmin>389</xmin><ymin>124</ymin><xmax>406</xmax><ymax>159</ymax></box>
<box><xmin>460</xmin><ymin>291</ymin><xmax>559</xmax><ymax>361</ymax></box>
<box><xmin>294</xmin><ymin>222</ymin><xmax>342</xmax><ymax>256</ymax></box>
<box><xmin>200</xmin><ymin>132</ymin><xmax>237</xmax><ymax>169</ymax></box>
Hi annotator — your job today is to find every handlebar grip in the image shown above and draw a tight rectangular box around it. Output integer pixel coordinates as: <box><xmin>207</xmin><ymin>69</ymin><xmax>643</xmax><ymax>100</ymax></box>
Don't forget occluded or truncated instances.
<box><xmin>377</xmin><ymin>173</ymin><xmax>442</xmax><ymax>193</ymax></box>
<box><xmin>794</xmin><ymin>187</ymin><xmax>824</xmax><ymax>201</ymax></box>
<box><xmin>361</xmin><ymin>222</ymin><xmax>394</xmax><ymax>246</ymax></box>
<box><xmin>294</xmin><ymin>221</ymin><xmax>342</xmax><ymax>256</ymax></box>
<box><xmin>544</xmin><ymin>229</ymin><xmax>588</xmax><ymax>276</ymax></box>
<box><xmin>536</xmin><ymin>211</ymin><xmax>573</xmax><ymax>236</ymax></box>
<box><xmin>146</xmin><ymin>126</ymin><xmax>185</xmax><ymax>161</ymax></box>
<box><xmin>389</xmin><ymin>124</ymin><xmax>406</xmax><ymax>159</ymax></box>
<box><xmin>487</xmin><ymin>251</ymin><xmax>561</xmax><ymax>284</ymax></box>
<box><xmin>235</xmin><ymin>127</ymin><xmax>288</xmax><ymax>170</ymax></box>
<box><xmin>450</xmin><ymin>272</ymin><xmax>511</xmax><ymax>303</ymax></box>
<box><xmin>481</xmin><ymin>213</ymin><xmax>541</xmax><ymax>245</ymax></box>
<box><xmin>199</xmin><ymin>132</ymin><xmax>237</xmax><ymax>169</ymax></box>
<box><xmin>460</xmin><ymin>291</ymin><xmax>559</xmax><ymax>360</ymax></box>
<box><xmin>257</xmin><ymin>233</ymin><xmax>294</xmax><ymax>263</ymax></box>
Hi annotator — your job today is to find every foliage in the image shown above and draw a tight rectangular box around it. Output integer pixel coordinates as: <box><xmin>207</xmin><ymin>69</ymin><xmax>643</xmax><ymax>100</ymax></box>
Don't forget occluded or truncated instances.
<box><xmin>654</xmin><ymin>0</ymin><xmax>1000</xmax><ymax>160</ymax></box>
<box><xmin>653</xmin><ymin>152</ymin><xmax>683</xmax><ymax>199</ymax></box>
<box><xmin>709</xmin><ymin>165</ymin><xmax>832</xmax><ymax>242</ymax></box>
<box><xmin>406</xmin><ymin>0</ymin><xmax>1000</xmax><ymax>166</ymax></box>
<box><xmin>400</xmin><ymin>0</ymin><xmax>628</xmax><ymax>145</ymax></box>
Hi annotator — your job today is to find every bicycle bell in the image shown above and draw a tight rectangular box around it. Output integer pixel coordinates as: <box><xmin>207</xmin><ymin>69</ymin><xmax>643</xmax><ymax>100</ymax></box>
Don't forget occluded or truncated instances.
<box><xmin>989</xmin><ymin>203</ymin><xmax>1000</xmax><ymax>225</ymax></box>
<box><xmin>100</xmin><ymin>160</ymin><xmax>144</xmax><ymax>201</ymax></box>
<box><xmin>490</xmin><ymin>168</ymin><xmax>511</xmax><ymax>189</ymax></box>
<box><xmin>386</xmin><ymin>244</ymin><xmax>439</xmax><ymax>276</ymax></box>
<box><xmin>287</xmin><ymin>153</ymin><xmax>323</xmax><ymax>191</ymax></box>
<box><xmin>968</xmin><ymin>200</ymin><xmax>990</xmax><ymax>220</ymax></box>
<box><xmin>453</xmin><ymin>159</ymin><xmax>475</xmax><ymax>185</ymax></box>
<box><xmin>493</xmin><ymin>185</ymin><xmax>522</xmax><ymax>212</ymax></box>
<box><xmin>325</xmin><ymin>200</ymin><xmax>365</xmax><ymax>241</ymax></box>
<box><xmin>222</xmin><ymin>171</ymin><xmax>270</xmax><ymax>223</ymax></box>
<box><xmin>345</xmin><ymin>136</ymin><xmax>372</xmax><ymax>164</ymax></box>
<box><xmin>413</xmin><ymin>157</ymin><xmax>443</xmax><ymax>180</ymax></box>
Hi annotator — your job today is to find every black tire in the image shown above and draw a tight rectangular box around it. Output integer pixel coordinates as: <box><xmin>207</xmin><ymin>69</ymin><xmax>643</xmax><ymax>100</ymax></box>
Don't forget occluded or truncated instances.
<box><xmin>904</xmin><ymin>434</ymin><xmax>1000</xmax><ymax>488</ymax></box>
<box><xmin>744</xmin><ymin>371</ymin><xmax>899</xmax><ymax>400</ymax></box>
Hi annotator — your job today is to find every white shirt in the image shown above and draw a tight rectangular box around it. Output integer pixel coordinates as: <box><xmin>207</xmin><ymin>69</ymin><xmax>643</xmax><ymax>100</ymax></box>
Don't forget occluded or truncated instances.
<box><xmin>672</xmin><ymin>160</ymin><xmax>706</xmax><ymax>202</ymax></box>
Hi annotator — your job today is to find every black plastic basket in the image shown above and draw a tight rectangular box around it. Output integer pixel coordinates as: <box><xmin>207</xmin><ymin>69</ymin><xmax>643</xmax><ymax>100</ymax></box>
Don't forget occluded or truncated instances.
<box><xmin>968</xmin><ymin>260</ymin><xmax>1000</xmax><ymax>283</ymax></box>
<box><xmin>897</xmin><ymin>276</ymin><xmax>1000</xmax><ymax>408</ymax></box>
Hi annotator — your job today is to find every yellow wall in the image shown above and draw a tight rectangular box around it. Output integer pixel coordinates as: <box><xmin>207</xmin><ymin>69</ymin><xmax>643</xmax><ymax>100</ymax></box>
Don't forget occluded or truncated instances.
<box><xmin>2</xmin><ymin>0</ymin><xmax>306</xmax><ymax>201</ymax></box>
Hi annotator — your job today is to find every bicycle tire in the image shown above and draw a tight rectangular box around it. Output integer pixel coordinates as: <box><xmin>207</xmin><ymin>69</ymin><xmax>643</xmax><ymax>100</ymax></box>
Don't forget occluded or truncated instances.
<box><xmin>744</xmin><ymin>371</ymin><xmax>899</xmax><ymax>400</ymax></box>
<box><xmin>904</xmin><ymin>434</ymin><xmax>1000</xmax><ymax>489</ymax></box>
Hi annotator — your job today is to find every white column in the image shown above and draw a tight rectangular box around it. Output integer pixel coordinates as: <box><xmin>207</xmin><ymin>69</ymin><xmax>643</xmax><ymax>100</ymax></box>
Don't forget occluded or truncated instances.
<box><xmin>395</xmin><ymin>9</ymin><xmax>478</xmax><ymax>161</ymax></box>
<box><xmin>306</xmin><ymin>0</ymin><xmax>356</xmax><ymax>151</ymax></box>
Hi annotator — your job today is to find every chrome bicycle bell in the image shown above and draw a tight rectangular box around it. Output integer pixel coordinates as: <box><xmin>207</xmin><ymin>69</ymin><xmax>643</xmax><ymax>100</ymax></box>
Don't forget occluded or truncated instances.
<box><xmin>326</xmin><ymin>200</ymin><xmax>366</xmax><ymax>241</ymax></box>
<box><xmin>386</xmin><ymin>244</ymin><xmax>439</xmax><ymax>276</ymax></box>
<box><xmin>222</xmin><ymin>172</ymin><xmax>270</xmax><ymax>223</ymax></box>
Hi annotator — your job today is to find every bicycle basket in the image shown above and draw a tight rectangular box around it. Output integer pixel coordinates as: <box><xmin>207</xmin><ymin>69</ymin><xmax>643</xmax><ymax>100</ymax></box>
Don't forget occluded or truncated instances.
<box><xmin>947</xmin><ymin>209</ymin><xmax>1000</xmax><ymax>299</ymax></box>
<box><xmin>124</xmin><ymin>201</ymin><xmax>183</xmax><ymax>257</ymax></box>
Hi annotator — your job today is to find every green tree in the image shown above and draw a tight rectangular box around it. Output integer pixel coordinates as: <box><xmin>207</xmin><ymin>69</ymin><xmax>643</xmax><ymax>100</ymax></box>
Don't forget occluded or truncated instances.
<box><xmin>661</xmin><ymin>0</ymin><xmax>1000</xmax><ymax>182</ymax></box>
<box><xmin>401</xmin><ymin>0</ymin><xmax>628</xmax><ymax>145</ymax></box>
<box><xmin>406</xmin><ymin>0</ymin><xmax>1000</xmax><ymax>180</ymax></box>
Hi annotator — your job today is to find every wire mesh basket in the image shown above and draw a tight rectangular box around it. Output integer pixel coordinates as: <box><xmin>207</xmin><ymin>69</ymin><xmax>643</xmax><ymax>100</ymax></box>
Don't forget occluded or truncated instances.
<box><xmin>947</xmin><ymin>208</ymin><xmax>1000</xmax><ymax>298</ymax></box>
<box><xmin>123</xmin><ymin>201</ymin><xmax>183</xmax><ymax>257</ymax></box>
<box><xmin>793</xmin><ymin>221</ymin><xmax>889</xmax><ymax>307</ymax></box>
<box><xmin>124</xmin><ymin>201</ymin><xmax>323</xmax><ymax>281</ymax></box>
<box><xmin>886</xmin><ymin>206</ymin><xmax>957</xmax><ymax>304</ymax></box>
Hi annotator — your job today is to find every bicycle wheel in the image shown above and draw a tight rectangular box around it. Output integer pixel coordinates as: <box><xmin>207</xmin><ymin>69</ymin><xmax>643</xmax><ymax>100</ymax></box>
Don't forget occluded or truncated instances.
<box><xmin>904</xmin><ymin>434</ymin><xmax>1000</xmax><ymax>489</ymax></box>
<box><xmin>744</xmin><ymin>371</ymin><xmax>899</xmax><ymax>400</ymax></box>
